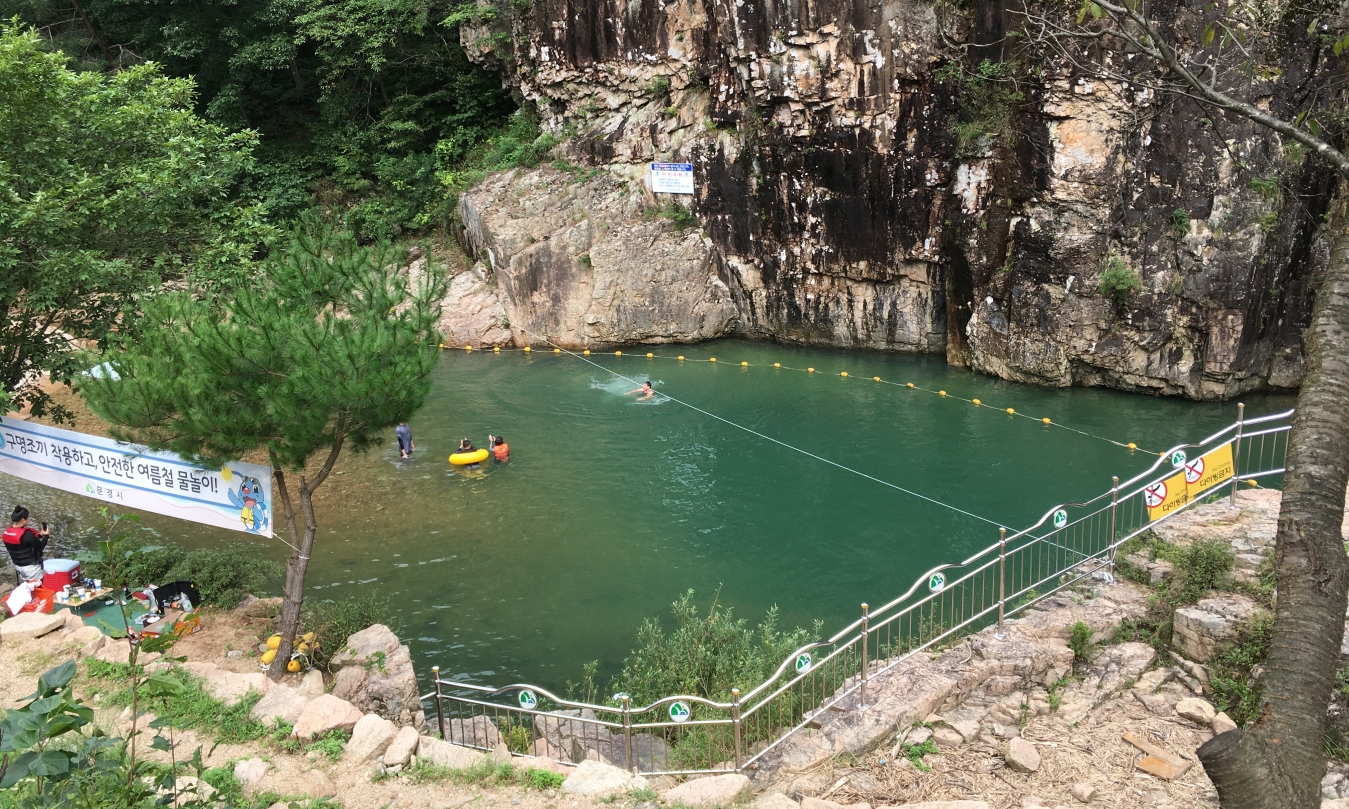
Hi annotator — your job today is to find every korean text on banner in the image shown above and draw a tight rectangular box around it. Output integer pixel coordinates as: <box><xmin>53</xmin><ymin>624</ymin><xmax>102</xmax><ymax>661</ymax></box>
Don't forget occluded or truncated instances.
<box><xmin>1145</xmin><ymin>471</ymin><xmax>1191</xmax><ymax>522</ymax></box>
<box><xmin>1183</xmin><ymin>443</ymin><xmax>1235</xmax><ymax>498</ymax></box>
<box><xmin>650</xmin><ymin>162</ymin><xmax>695</xmax><ymax>194</ymax></box>
<box><xmin>0</xmin><ymin>417</ymin><xmax>273</xmax><ymax>537</ymax></box>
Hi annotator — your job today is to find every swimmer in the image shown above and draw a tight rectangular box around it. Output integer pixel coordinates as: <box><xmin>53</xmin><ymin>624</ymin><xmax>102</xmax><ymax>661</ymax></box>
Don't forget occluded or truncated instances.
<box><xmin>456</xmin><ymin>437</ymin><xmax>482</xmax><ymax>469</ymax></box>
<box><xmin>489</xmin><ymin>434</ymin><xmax>509</xmax><ymax>461</ymax></box>
<box><xmin>626</xmin><ymin>381</ymin><xmax>655</xmax><ymax>400</ymax></box>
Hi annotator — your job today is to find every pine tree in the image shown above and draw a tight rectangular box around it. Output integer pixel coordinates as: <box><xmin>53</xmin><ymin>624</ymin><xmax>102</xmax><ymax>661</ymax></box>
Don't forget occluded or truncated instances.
<box><xmin>80</xmin><ymin>215</ymin><xmax>446</xmax><ymax>678</ymax></box>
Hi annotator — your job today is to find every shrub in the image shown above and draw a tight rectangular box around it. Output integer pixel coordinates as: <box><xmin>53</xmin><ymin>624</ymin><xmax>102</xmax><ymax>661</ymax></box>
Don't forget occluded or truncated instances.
<box><xmin>1098</xmin><ymin>253</ymin><xmax>1143</xmax><ymax>304</ymax></box>
<box><xmin>1068</xmin><ymin>620</ymin><xmax>1094</xmax><ymax>665</ymax></box>
<box><xmin>644</xmin><ymin>201</ymin><xmax>698</xmax><ymax>231</ymax></box>
<box><xmin>80</xmin><ymin>540</ymin><xmax>281</xmax><ymax>608</ymax></box>
<box><xmin>306</xmin><ymin>729</ymin><xmax>352</xmax><ymax>761</ymax></box>
<box><xmin>935</xmin><ymin>59</ymin><xmax>1024</xmax><ymax>155</ymax></box>
<box><xmin>301</xmin><ymin>592</ymin><xmax>401</xmax><ymax>671</ymax></box>
<box><xmin>1160</xmin><ymin>539</ymin><xmax>1235</xmax><ymax>604</ymax></box>
<box><xmin>1208</xmin><ymin>612</ymin><xmax>1273</xmax><ymax>726</ymax></box>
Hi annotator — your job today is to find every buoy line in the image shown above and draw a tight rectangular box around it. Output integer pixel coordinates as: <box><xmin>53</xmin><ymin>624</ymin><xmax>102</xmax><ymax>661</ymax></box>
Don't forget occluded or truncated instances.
<box><xmin>439</xmin><ymin>343</ymin><xmax>1160</xmax><ymax>455</ymax></box>
<box><xmin>509</xmin><ymin>326</ymin><xmax>1008</xmax><ymax>530</ymax></box>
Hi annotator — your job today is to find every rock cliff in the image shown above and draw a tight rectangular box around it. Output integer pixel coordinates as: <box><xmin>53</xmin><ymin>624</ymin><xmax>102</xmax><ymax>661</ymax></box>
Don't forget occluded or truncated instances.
<box><xmin>454</xmin><ymin>0</ymin><xmax>1330</xmax><ymax>398</ymax></box>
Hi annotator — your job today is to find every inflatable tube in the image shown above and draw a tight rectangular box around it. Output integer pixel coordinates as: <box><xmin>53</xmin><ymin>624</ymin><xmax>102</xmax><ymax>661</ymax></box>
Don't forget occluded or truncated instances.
<box><xmin>449</xmin><ymin>449</ymin><xmax>489</xmax><ymax>466</ymax></box>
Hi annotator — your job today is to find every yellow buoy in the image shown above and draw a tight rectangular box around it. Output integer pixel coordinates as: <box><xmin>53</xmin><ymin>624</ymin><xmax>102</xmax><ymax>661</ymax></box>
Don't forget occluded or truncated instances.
<box><xmin>647</xmin><ymin>353</ymin><xmax>654</xmax><ymax>358</ymax></box>
<box><xmin>873</xmin><ymin>376</ymin><xmax>881</xmax><ymax>382</ymax></box>
<box><xmin>774</xmin><ymin>362</ymin><xmax>781</xmax><ymax>368</ymax></box>
<box><xmin>438</xmin><ymin>342</ymin><xmax>444</xmax><ymax>349</ymax></box>
<box><xmin>710</xmin><ymin>357</ymin><xmax>717</xmax><ymax>363</ymax></box>
<box><xmin>1006</xmin><ymin>408</ymin><xmax>1015</xmax><ymax>415</ymax></box>
<box><xmin>523</xmin><ymin>346</ymin><xmax>531</xmax><ymax>353</ymax></box>
<box><xmin>553</xmin><ymin>348</ymin><xmax>560</xmax><ymax>354</ymax></box>
<box><xmin>615</xmin><ymin>350</ymin><xmax>622</xmax><ymax>356</ymax></box>
<box><xmin>583</xmin><ymin>349</ymin><xmax>590</xmax><ymax>356</ymax></box>
<box><xmin>808</xmin><ymin>367</ymin><xmax>816</xmax><ymax>373</ymax></box>
<box><xmin>939</xmin><ymin>390</ymin><xmax>947</xmax><ymax>397</ymax></box>
<box><xmin>465</xmin><ymin>345</ymin><xmax>472</xmax><ymax>351</ymax></box>
<box><xmin>1246</xmin><ymin>479</ymin><xmax>1259</xmax><ymax>487</ymax></box>
<box><xmin>266</xmin><ymin>635</ymin><xmax>281</xmax><ymax>650</ymax></box>
<box><xmin>493</xmin><ymin>346</ymin><xmax>500</xmax><ymax>353</ymax></box>
<box><xmin>301</xmin><ymin>632</ymin><xmax>315</xmax><ymax>643</ymax></box>
<box><xmin>840</xmin><ymin>372</ymin><xmax>848</xmax><ymax>377</ymax></box>
<box><xmin>260</xmin><ymin>649</ymin><xmax>277</xmax><ymax>665</ymax></box>
<box><xmin>1159</xmin><ymin>451</ymin><xmax>1167</xmax><ymax>457</ymax></box>
<box><xmin>1042</xmin><ymin>417</ymin><xmax>1051</xmax><ymax>425</ymax></box>
<box><xmin>1127</xmin><ymin>442</ymin><xmax>1137</xmax><ymax>451</ymax></box>
<box><xmin>678</xmin><ymin>355</ymin><xmax>685</xmax><ymax>361</ymax></box>
<box><xmin>741</xmin><ymin>361</ymin><xmax>749</xmax><ymax>367</ymax></box>
<box><xmin>906</xmin><ymin>383</ymin><xmax>914</xmax><ymax>388</ymax></box>
<box><xmin>287</xmin><ymin>658</ymin><xmax>302</xmax><ymax>673</ymax></box>
<box><xmin>297</xmin><ymin>642</ymin><xmax>310</xmax><ymax>653</ymax></box>
<box><xmin>972</xmin><ymin>398</ymin><xmax>981</xmax><ymax>406</ymax></box>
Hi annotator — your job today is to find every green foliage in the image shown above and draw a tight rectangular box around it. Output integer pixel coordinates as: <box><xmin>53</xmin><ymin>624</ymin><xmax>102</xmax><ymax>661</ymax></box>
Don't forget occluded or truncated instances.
<box><xmin>1248</xmin><ymin>176</ymin><xmax>1280</xmax><ymax>199</ymax></box>
<box><xmin>0</xmin><ymin>23</ymin><xmax>274</xmax><ymax>422</ymax></box>
<box><xmin>1068</xmin><ymin>620</ymin><xmax>1094</xmax><ymax>665</ymax></box>
<box><xmin>436</xmin><ymin>109</ymin><xmax>559</xmax><ymax>193</ymax></box>
<box><xmin>89</xmin><ymin>663</ymin><xmax>271</xmax><ymax>745</ymax></box>
<box><xmin>1098</xmin><ymin>254</ymin><xmax>1143</xmax><ymax>304</ymax></box>
<box><xmin>895</xmin><ymin>737</ymin><xmax>939</xmax><ymax>771</ymax></box>
<box><xmin>1171</xmin><ymin>208</ymin><xmax>1192</xmax><ymax>236</ymax></box>
<box><xmin>1208</xmin><ymin>612</ymin><xmax>1273</xmax><ymax>726</ymax></box>
<box><xmin>84</xmin><ymin>542</ymin><xmax>280</xmax><ymax>607</ymax></box>
<box><xmin>406</xmin><ymin>758</ymin><xmax>563</xmax><ymax>788</ymax></box>
<box><xmin>1158</xmin><ymin>539</ymin><xmax>1235</xmax><ymax>604</ymax></box>
<box><xmin>306</xmin><ymin>730</ymin><xmax>352</xmax><ymax>761</ymax></box>
<box><xmin>302</xmin><ymin>592</ymin><xmax>400</xmax><ymax>671</ymax></box>
<box><xmin>644</xmin><ymin>201</ymin><xmax>699</xmax><ymax>231</ymax></box>
<box><xmin>645</xmin><ymin>75</ymin><xmax>671</xmax><ymax>97</ymax></box>
<box><xmin>935</xmin><ymin>59</ymin><xmax>1024</xmax><ymax>155</ymax></box>
<box><xmin>608</xmin><ymin>590</ymin><xmax>822</xmax><ymax>707</ymax></box>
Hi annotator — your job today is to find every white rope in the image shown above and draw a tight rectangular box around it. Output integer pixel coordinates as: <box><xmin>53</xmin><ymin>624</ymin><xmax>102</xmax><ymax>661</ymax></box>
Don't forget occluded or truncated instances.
<box><xmin>513</xmin><ymin>328</ymin><xmax>1006</xmax><ymax>529</ymax></box>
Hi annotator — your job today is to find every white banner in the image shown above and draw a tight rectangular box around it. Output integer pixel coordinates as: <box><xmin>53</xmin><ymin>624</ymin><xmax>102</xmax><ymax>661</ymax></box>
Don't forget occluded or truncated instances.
<box><xmin>0</xmin><ymin>417</ymin><xmax>273</xmax><ymax>537</ymax></box>
<box><xmin>650</xmin><ymin>162</ymin><xmax>695</xmax><ymax>194</ymax></box>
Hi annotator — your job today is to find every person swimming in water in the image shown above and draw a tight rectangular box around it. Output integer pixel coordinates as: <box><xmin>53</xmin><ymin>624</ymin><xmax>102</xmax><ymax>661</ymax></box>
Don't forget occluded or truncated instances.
<box><xmin>456</xmin><ymin>438</ymin><xmax>482</xmax><ymax>469</ymax></box>
<box><xmin>626</xmin><ymin>381</ymin><xmax>655</xmax><ymax>400</ymax></box>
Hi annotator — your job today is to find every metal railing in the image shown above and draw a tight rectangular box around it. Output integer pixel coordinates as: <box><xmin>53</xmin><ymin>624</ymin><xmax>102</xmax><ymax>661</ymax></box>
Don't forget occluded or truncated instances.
<box><xmin>422</xmin><ymin>405</ymin><xmax>1294</xmax><ymax>775</ymax></box>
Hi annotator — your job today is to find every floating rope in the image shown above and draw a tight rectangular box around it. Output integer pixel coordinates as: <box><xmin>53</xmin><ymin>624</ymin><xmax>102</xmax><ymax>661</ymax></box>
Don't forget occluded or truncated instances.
<box><xmin>439</xmin><ymin>343</ymin><xmax>1159</xmax><ymax>455</ymax></box>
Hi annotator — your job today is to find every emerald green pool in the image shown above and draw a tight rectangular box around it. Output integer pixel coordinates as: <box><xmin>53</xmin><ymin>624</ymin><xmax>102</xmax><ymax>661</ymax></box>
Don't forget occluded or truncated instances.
<box><xmin>0</xmin><ymin>339</ymin><xmax>1292</xmax><ymax>690</ymax></box>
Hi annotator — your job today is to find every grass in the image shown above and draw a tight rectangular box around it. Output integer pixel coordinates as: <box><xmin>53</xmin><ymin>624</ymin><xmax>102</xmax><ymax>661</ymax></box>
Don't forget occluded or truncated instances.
<box><xmin>1068</xmin><ymin>620</ymin><xmax>1094</xmax><ymax>666</ymax></box>
<box><xmin>1046</xmin><ymin>676</ymin><xmax>1077</xmax><ymax>711</ymax></box>
<box><xmin>306</xmin><ymin>729</ymin><xmax>352</xmax><ymax>761</ymax></box>
<box><xmin>85</xmin><ymin>662</ymin><xmax>272</xmax><ymax>745</ymax></box>
<box><xmin>1208</xmin><ymin>612</ymin><xmax>1273</xmax><ymax>726</ymax></box>
<box><xmin>896</xmin><ymin>738</ymin><xmax>939</xmax><ymax>772</ymax></box>
<box><xmin>644</xmin><ymin>200</ymin><xmax>698</xmax><ymax>230</ymax></box>
<box><xmin>405</xmin><ymin>758</ymin><xmax>565</xmax><ymax>789</ymax></box>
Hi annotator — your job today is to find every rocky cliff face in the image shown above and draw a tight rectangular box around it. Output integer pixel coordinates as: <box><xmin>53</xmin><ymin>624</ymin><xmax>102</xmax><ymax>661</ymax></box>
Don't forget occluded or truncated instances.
<box><xmin>455</xmin><ymin>0</ymin><xmax>1329</xmax><ymax>398</ymax></box>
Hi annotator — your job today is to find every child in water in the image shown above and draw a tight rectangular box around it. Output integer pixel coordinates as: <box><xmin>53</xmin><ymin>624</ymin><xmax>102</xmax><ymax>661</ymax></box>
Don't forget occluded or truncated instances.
<box><xmin>489</xmin><ymin>435</ymin><xmax>509</xmax><ymax>462</ymax></box>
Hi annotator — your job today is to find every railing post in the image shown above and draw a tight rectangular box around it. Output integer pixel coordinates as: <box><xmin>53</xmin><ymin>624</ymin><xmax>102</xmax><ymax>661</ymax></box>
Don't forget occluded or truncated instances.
<box><xmin>433</xmin><ymin>666</ymin><xmax>446</xmax><ymax>741</ymax></box>
<box><xmin>1230</xmin><ymin>402</ymin><xmax>1245</xmax><ymax>507</ymax></box>
<box><xmin>731</xmin><ymin>688</ymin><xmax>742</xmax><ymax>772</ymax></box>
<box><xmin>995</xmin><ymin>528</ymin><xmax>1007</xmax><ymax>638</ymax></box>
<box><xmin>621</xmin><ymin>695</ymin><xmax>634</xmax><ymax>773</ymax></box>
<box><xmin>1108</xmin><ymin>476</ymin><xmax>1120</xmax><ymax>578</ymax></box>
<box><xmin>858</xmin><ymin>603</ymin><xmax>870</xmax><ymax>710</ymax></box>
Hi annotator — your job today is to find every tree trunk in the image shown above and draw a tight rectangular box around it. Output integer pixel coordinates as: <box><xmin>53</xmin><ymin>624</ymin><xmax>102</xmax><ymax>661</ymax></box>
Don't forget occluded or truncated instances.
<box><xmin>1199</xmin><ymin>189</ymin><xmax>1349</xmax><ymax>806</ymax></box>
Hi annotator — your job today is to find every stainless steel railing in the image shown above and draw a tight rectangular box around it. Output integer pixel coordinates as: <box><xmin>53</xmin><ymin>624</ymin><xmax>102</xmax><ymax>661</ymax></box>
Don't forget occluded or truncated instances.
<box><xmin>422</xmin><ymin>406</ymin><xmax>1294</xmax><ymax>776</ymax></box>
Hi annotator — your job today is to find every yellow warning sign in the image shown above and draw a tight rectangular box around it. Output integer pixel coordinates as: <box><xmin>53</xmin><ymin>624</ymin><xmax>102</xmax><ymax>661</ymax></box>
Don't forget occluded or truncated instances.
<box><xmin>1145</xmin><ymin>471</ymin><xmax>1191</xmax><ymax>521</ymax></box>
<box><xmin>1183</xmin><ymin>443</ymin><xmax>1235</xmax><ymax>498</ymax></box>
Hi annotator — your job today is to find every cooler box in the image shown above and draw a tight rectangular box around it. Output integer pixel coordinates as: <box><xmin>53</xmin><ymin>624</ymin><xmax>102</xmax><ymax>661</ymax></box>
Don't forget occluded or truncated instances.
<box><xmin>42</xmin><ymin>559</ymin><xmax>81</xmax><ymax>591</ymax></box>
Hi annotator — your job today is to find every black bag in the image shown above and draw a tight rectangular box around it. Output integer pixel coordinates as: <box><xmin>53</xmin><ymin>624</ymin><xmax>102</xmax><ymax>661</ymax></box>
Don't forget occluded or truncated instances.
<box><xmin>152</xmin><ymin>580</ymin><xmax>201</xmax><ymax>610</ymax></box>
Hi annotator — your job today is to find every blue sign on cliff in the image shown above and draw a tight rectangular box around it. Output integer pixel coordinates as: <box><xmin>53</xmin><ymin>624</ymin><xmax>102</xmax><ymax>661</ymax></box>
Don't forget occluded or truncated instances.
<box><xmin>651</xmin><ymin>162</ymin><xmax>694</xmax><ymax>194</ymax></box>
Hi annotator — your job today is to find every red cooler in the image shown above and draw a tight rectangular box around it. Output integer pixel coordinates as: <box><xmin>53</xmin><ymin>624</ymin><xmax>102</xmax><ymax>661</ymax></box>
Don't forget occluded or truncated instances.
<box><xmin>42</xmin><ymin>559</ymin><xmax>81</xmax><ymax>590</ymax></box>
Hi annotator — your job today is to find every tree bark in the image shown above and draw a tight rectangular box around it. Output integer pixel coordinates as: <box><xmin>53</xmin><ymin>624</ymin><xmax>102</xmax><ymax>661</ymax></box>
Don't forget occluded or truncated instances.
<box><xmin>1198</xmin><ymin>189</ymin><xmax>1349</xmax><ymax>807</ymax></box>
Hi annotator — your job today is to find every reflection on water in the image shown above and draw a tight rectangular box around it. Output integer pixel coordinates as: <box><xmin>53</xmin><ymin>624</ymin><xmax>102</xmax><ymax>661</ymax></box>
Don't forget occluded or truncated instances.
<box><xmin>0</xmin><ymin>338</ymin><xmax>1293</xmax><ymax>693</ymax></box>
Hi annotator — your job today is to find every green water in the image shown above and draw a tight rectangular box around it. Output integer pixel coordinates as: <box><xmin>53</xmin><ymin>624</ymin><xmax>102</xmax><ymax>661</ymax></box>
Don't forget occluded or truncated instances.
<box><xmin>0</xmin><ymin>339</ymin><xmax>1293</xmax><ymax>691</ymax></box>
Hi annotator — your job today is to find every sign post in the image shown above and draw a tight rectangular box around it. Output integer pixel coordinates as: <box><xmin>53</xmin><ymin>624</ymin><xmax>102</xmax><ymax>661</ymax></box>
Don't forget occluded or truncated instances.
<box><xmin>650</xmin><ymin>163</ymin><xmax>694</xmax><ymax>195</ymax></box>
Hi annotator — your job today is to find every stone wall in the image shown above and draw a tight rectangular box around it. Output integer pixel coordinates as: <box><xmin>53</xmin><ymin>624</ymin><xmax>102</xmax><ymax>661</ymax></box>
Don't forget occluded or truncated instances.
<box><xmin>451</xmin><ymin>0</ymin><xmax>1334</xmax><ymax>397</ymax></box>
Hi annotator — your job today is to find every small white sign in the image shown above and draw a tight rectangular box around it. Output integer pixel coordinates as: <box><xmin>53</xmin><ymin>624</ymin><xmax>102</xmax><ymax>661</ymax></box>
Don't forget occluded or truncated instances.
<box><xmin>651</xmin><ymin>162</ymin><xmax>694</xmax><ymax>194</ymax></box>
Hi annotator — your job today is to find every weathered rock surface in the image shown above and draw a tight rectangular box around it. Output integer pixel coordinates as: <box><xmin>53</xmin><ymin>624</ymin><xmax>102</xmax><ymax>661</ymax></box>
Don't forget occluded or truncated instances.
<box><xmin>663</xmin><ymin>773</ymin><xmax>753</xmax><ymax>806</ymax></box>
<box><xmin>1069</xmin><ymin>783</ymin><xmax>1098</xmax><ymax>803</ymax></box>
<box><xmin>66</xmin><ymin>625</ymin><xmax>107</xmax><ymax>655</ymax></box>
<box><xmin>251</xmin><ymin>684</ymin><xmax>309</xmax><ymax>727</ymax></box>
<box><xmin>560</xmin><ymin>759</ymin><xmax>648</xmax><ymax>796</ymax></box>
<box><xmin>384</xmin><ymin>726</ymin><xmax>420</xmax><ymax>767</ymax></box>
<box><xmin>330</xmin><ymin>624</ymin><xmax>424</xmax><ymax>728</ymax></box>
<box><xmin>345</xmin><ymin>713</ymin><xmax>397</xmax><ymax>763</ymax></box>
<box><xmin>439</xmin><ymin>265</ymin><xmax>513</xmax><ymax>348</ymax></box>
<box><xmin>1176</xmin><ymin>697</ymin><xmax>1217</xmax><ymax>725</ymax></box>
<box><xmin>418</xmin><ymin>735</ymin><xmax>486</xmax><ymax>769</ymax></box>
<box><xmin>446</xmin><ymin>715</ymin><xmax>504</xmax><ymax>749</ymax></box>
<box><xmin>1153</xmin><ymin>489</ymin><xmax>1285</xmax><ymax>582</ymax></box>
<box><xmin>461</xmin><ymin>168</ymin><xmax>737</xmax><ymax>349</ymax></box>
<box><xmin>293</xmin><ymin>694</ymin><xmax>365</xmax><ymax>740</ymax></box>
<box><xmin>0</xmin><ymin>611</ymin><xmax>65</xmax><ymax>641</ymax></box>
<box><xmin>1173</xmin><ymin>594</ymin><xmax>1264</xmax><ymax>663</ymax></box>
<box><xmin>1004</xmin><ymin>738</ymin><xmax>1041</xmax><ymax>773</ymax></box>
<box><xmin>1212</xmin><ymin>711</ymin><xmax>1239</xmax><ymax>735</ymax></box>
<box><xmin>233</xmin><ymin>758</ymin><xmax>269</xmax><ymax>794</ymax></box>
<box><xmin>755</xmin><ymin>792</ymin><xmax>802</xmax><ymax>809</ymax></box>
<box><xmin>296</xmin><ymin>669</ymin><xmax>326</xmax><ymax>699</ymax></box>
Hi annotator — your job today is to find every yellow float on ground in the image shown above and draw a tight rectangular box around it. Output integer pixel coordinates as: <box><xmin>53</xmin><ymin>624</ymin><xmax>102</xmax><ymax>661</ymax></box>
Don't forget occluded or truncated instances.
<box><xmin>449</xmin><ymin>449</ymin><xmax>490</xmax><ymax>466</ymax></box>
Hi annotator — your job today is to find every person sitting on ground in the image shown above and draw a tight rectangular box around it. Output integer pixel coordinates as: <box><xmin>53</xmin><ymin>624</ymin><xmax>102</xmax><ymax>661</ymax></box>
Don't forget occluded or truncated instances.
<box><xmin>3</xmin><ymin>506</ymin><xmax>49</xmax><ymax>584</ymax></box>
<box><xmin>626</xmin><ymin>381</ymin><xmax>655</xmax><ymax>400</ymax></box>
<box><xmin>489</xmin><ymin>435</ymin><xmax>509</xmax><ymax>462</ymax></box>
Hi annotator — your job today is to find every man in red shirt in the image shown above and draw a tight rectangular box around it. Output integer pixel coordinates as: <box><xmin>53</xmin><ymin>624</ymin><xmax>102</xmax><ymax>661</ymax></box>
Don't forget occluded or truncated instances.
<box><xmin>4</xmin><ymin>506</ymin><xmax>49</xmax><ymax>584</ymax></box>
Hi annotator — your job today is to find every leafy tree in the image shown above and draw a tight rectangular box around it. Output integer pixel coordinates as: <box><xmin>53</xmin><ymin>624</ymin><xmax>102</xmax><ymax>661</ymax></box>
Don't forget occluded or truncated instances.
<box><xmin>0</xmin><ymin>23</ymin><xmax>272</xmax><ymax>422</ymax></box>
<box><xmin>78</xmin><ymin>216</ymin><xmax>446</xmax><ymax>679</ymax></box>
<box><xmin>1019</xmin><ymin>1</ymin><xmax>1349</xmax><ymax>804</ymax></box>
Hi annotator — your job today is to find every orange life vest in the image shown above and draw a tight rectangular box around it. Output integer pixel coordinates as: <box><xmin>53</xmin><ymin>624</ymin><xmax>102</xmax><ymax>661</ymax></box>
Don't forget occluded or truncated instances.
<box><xmin>493</xmin><ymin>442</ymin><xmax>509</xmax><ymax>461</ymax></box>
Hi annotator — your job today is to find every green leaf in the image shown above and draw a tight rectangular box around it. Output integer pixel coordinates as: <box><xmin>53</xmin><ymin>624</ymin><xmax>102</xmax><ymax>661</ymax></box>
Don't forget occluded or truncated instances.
<box><xmin>26</xmin><ymin>749</ymin><xmax>71</xmax><ymax>777</ymax></box>
<box><xmin>1335</xmin><ymin>32</ymin><xmax>1349</xmax><ymax>56</ymax></box>
<box><xmin>1310</xmin><ymin>118</ymin><xmax>1322</xmax><ymax>137</ymax></box>
<box><xmin>39</xmin><ymin>659</ymin><xmax>77</xmax><ymax>694</ymax></box>
<box><xmin>0</xmin><ymin>751</ymin><xmax>35</xmax><ymax>787</ymax></box>
<box><xmin>1203</xmin><ymin>23</ymin><xmax>1215</xmax><ymax>46</ymax></box>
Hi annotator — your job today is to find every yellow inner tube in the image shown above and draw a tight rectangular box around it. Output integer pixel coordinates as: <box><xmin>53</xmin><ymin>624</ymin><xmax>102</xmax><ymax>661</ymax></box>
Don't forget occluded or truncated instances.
<box><xmin>449</xmin><ymin>448</ymin><xmax>489</xmax><ymax>466</ymax></box>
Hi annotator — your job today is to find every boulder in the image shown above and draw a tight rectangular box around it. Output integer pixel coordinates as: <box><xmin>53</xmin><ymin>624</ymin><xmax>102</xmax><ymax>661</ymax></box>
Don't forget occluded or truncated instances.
<box><xmin>1004</xmin><ymin>738</ymin><xmax>1041</xmax><ymax>773</ymax></box>
<box><xmin>67</xmin><ymin>626</ymin><xmax>106</xmax><ymax>656</ymax></box>
<box><xmin>241</xmin><ymin>597</ymin><xmax>282</xmax><ymax>619</ymax></box>
<box><xmin>444</xmin><ymin>715</ymin><xmax>504</xmax><ymax>748</ymax></box>
<box><xmin>251</xmin><ymin>684</ymin><xmax>310</xmax><ymax>727</ymax></box>
<box><xmin>754</xmin><ymin>792</ymin><xmax>801</xmax><ymax>809</ymax></box>
<box><xmin>801</xmin><ymin>796</ymin><xmax>844</xmax><ymax>809</ymax></box>
<box><xmin>529</xmin><ymin>757</ymin><xmax>576</xmax><ymax>775</ymax></box>
<box><xmin>60</xmin><ymin>611</ymin><xmax>85</xmax><ymax>631</ymax></box>
<box><xmin>438</xmin><ymin>266</ymin><xmax>514</xmax><ymax>348</ymax></box>
<box><xmin>560</xmin><ymin>759</ymin><xmax>648</xmax><ymax>796</ymax></box>
<box><xmin>202</xmin><ymin>668</ymin><xmax>271</xmax><ymax>705</ymax></box>
<box><xmin>297</xmin><ymin>768</ymin><xmax>335</xmax><ymax>798</ymax></box>
<box><xmin>296</xmin><ymin>669</ymin><xmax>326</xmax><ymax>699</ymax></box>
<box><xmin>663</xmin><ymin>774</ymin><xmax>753</xmax><ymax>807</ymax></box>
<box><xmin>293</xmin><ymin>694</ymin><xmax>364</xmax><ymax>740</ymax></box>
<box><xmin>947</xmin><ymin>719</ymin><xmax>981</xmax><ymax>743</ymax></box>
<box><xmin>1069</xmin><ymin>783</ymin><xmax>1098</xmax><ymax>803</ymax></box>
<box><xmin>233</xmin><ymin>758</ymin><xmax>268</xmax><ymax>794</ymax></box>
<box><xmin>1172</xmin><ymin>595</ymin><xmax>1263</xmax><ymax>663</ymax></box>
<box><xmin>418</xmin><ymin>735</ymin><xmax>486</xmax><ymax>769</ymax></box>
<box><xmin>345</xmin><ymin>713</ymin><xmax>397</xmax><ymax>763</ymax></box>
<box><xmin>932</xmin><ymin>726</ymin><xmax>964</xmax><ymax>749</ymax></box>
<box><xmin>384</xmin><ymin>726</ymin><xmax>420</xmax><ymax>767</ymax></box>
<box><xmin>490</xmin><ymin>741</ymin><xmax>513</xmax><ymax>766</ymax></box>
<box><xmin>1176</xmin><ymin>697</ymin><xmax>1217</xmax><ymax>725</ymax></box>
<box><xmin>330</xmin><ymin>624</ymin><xmax>423</xmax><ymax>727</ymax></box>
<box><xmin>1212</xmin><ymin>712</ymin><xmax>1239</xmax><ymax>735</ymax></box>
<box><xmin>533</xmin><ymin>709</ymin><xmax>620</xmax><ymax>762</ymax></box>
<box><xmin>0</xmin><ymin>611</ymin><xmax>65</xmax><ymax>641</ymax></box>
<box><xmin>94</xmin><ymin>641</ymin><xmax>161</xmax><ymax>666</ymax></box>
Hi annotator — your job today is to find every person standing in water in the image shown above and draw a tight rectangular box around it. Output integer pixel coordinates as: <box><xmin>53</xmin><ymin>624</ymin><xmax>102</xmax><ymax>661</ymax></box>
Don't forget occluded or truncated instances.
<box><xmin>489</xmin><ymin>435</ymin><xmax>509</xmax><ymax>462</ymax></box>
<box><xmin>626</xmin><ymin>381</ymin><xmax>655</xmax><ymax>400</ymax></box>
<box><xmin>396</xmin><ymin>421</ymin><xmax>414</xmax><ymax>459</ymax></box>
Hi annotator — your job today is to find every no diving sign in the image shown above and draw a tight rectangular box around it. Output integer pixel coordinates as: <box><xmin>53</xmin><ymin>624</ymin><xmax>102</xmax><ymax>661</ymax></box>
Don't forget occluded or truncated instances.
<box><xmin>1145</xmin><ymin>442</ymin><xmax>1236</xmax><ymax>522</ymax></box>
<box><xmin>651</xmin><ymin>162</ymin><xmax>694</xmax><ymax>194</ymax></box>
